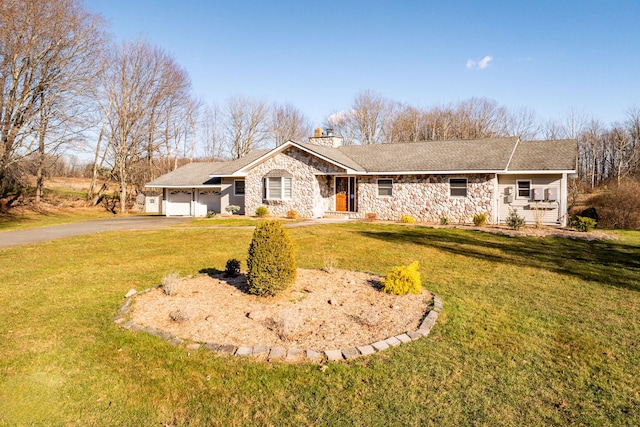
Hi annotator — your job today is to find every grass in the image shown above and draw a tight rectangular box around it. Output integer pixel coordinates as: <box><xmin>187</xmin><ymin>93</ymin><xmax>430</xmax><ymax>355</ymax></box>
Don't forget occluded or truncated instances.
<box><xmin>0</xmin><ymin>208</ymin><xmax>115</xmax><ymax>232</ymax></box>
<box><xmin>0</xmin><ymin>223</ymin><xmax>639</xmax><ymax>425</ymax></box>
<box><xmin>180</xmin><ymin>216</ymin><xmax>300</xmax><ymax>227</ymax></box>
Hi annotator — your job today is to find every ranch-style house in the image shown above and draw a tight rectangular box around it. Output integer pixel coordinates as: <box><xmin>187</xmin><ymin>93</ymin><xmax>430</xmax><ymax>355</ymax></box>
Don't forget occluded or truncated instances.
<box><xmin>145</xmin><ymin>130</ymin><xmax>578</xmax><ymax>226</ymax></box>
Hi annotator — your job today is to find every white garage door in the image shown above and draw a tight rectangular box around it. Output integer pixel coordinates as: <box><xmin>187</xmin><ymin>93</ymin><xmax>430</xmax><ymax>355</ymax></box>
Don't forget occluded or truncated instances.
<box><xmin>198</xmin><ymin>190</ymin><xmax>221</xmax><ymax>216</ymax></box>
<box><xmin>167</xmin><ymin>190</ymin><xmax>192</xmax><ymax>216</ymax></box>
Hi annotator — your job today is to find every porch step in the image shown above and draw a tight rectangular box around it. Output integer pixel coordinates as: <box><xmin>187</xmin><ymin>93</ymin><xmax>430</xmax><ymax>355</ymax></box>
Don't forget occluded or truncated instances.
<box><xmin>324</xmin><ymin>211</ymin><xmax>358</xmax><ymax>219</ymax></box>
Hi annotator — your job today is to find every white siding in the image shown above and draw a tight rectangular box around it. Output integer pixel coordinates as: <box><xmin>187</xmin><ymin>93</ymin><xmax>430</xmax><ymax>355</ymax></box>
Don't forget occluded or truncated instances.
<box><xmin>497</xmin><ymin>174</ymin><xmax>564</xmax><ymax>225</ymax></box>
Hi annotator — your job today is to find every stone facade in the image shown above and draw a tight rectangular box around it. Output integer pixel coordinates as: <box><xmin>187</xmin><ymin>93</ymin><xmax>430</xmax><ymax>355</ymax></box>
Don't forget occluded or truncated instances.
<box><xmin>244</xmin><ymin>147</ymin><xmax>342</xmax><ymax>218</ymax></box>
<box><xmin>356</xmin><ymin>174</ymin><xmax>495</xmax><ymax>223</ymax></box>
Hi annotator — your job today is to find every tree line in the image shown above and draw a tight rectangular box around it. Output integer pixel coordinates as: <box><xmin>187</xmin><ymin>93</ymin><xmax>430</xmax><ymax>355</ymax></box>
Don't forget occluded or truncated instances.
<box><xmin>1</xmin><ymin>0</ymin><xmax>638</xmax><ymax>213</ymax></box>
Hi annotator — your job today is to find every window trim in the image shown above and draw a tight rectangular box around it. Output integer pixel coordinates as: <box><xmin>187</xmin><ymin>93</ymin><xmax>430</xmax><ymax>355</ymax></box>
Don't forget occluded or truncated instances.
<box><xmin>449</xmin><ymin>178</ymin><xmax>468</xmax><ymax>198</ymax></box>
<box><xmin>233</xmin><ymin>180</ymin><xmax>245</xmax><ymax>196</ymax></box>
<box><xmin>263</xmin><ymin>176</ymin><xmax>292</xmax><ymax>200</ymax></box>
<box><xmin>517</xmin><ymin>180</ymin><xmax>532</xmax><ymax>199</ymax></box>
<box><xmin>377</xmin><ymin>178</ymin><xmax>393</xmax><ymax>197</ymax></box>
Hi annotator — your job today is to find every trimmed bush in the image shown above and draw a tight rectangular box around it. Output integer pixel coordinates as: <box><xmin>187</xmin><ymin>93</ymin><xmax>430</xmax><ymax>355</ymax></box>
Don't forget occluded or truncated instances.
<box><xmin>573</xmin><ymin>216</ymin><xmax>597</xmax><ymax>232</ymax></box>
<box><xmin>286</xmin><ymin>209</ymin><xmax>298</xmax><ymax>219</ymax></box>
<box><xmin>225</xmin><ymin>205</ymin><xmax>240</xmax><ymax>214</ymax></box>
<box><xmin>383</xmin><ymin>261</ymin><xmax>422</xmax><ymax>295</ymax></box>
<box><xmin>473</xmin><ymin>212</ymin><xmax>487</xmax><ymax>226</ymax></box>
<box><xmin>506</xmin><ymin>208</ymin><xmax>525</xmax><ymax>230</ymax></box>
<box><xmin>255</xmin><ymin>206</ymin><xmax>269</xmax><ymax>217</ymax></box>
<box><xmin>225</xmin><ymin>258</ymin><xmax>241</xmax><ymax>277</ymax></box>
<box><xmin>580</xmin><ymin>207</ymin><xmax>599</xmax><ymax>222</ymax></box>
<box><xmin>246</xmin><ymin>220</ymin><xmax>297</xmax><ymax>296</ymax></box>
<box><xmin>400</xmin><ymin>215</ymin><xmax>415</xmax><ymax>224</ymax></box>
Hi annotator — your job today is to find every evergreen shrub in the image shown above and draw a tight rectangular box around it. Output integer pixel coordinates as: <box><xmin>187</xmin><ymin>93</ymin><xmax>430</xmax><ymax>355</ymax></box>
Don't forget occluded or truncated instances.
<box><xmin>383</xmin><ymin>261</ymin><xmax>422</xmax><ymax>295</ymax></box>
<box><xmin>246</xmin><ymin>220</ymin><xmax>297</xmax><ymax>296</ymax></box>
<box><xmin>473</xmin><ymin>212</ymin><xmax>487</xmax><ymax>226</ymax></box>
<box><xmin>506</xmin><ymin>208</ymin><xmax>525</xmax><ymax>230</ymax></box>
<box><xmin>255</xmin><ymin>206</ymin><xmax>269</xmax><ymax>217</ymax></box>
<box><xmin>400</xmin><ymin>215</ymin><xmax>415</xmax><ymax>224</ymax></box>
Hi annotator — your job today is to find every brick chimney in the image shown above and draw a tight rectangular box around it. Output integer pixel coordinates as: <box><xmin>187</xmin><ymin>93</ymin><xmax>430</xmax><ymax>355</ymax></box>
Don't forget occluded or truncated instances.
<box><xmin>308</xmin><ymin>128</ymin><xmax>343</xmax><ymax>148</ymax></box>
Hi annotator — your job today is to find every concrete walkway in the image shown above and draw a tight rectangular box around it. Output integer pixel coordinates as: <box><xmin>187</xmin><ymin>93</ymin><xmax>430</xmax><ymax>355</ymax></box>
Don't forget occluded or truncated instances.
<box><xmin>0</xmin><ymin>216</ymin><xmax>192</xmax><ymax>248</ymax></box>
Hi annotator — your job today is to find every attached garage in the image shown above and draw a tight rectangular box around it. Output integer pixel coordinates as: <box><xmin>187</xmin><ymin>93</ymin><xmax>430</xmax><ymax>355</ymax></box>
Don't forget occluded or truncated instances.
<box><xmin>197</xmin><ymin>190</ymin><xmax>221</xmax><ymax>216</ymax></box>
<box><xmin>166</xmin><ymin>190</ymin><xmax>192</xmax><ymax>216</ymax></box>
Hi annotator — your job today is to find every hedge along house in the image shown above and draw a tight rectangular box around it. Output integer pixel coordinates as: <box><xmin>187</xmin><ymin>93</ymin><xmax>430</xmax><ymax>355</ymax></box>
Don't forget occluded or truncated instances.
<box><xmin>146</xmin><ymin>130</ymin><xmax>577</xmax><ymax>226</ymax></box>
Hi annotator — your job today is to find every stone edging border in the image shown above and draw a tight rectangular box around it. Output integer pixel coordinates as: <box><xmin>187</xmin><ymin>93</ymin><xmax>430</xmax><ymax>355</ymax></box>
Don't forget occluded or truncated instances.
<box><xmin>114</xmin><ymin>289</ymin><xmax>443</xmax><ymax>363</ymax></box>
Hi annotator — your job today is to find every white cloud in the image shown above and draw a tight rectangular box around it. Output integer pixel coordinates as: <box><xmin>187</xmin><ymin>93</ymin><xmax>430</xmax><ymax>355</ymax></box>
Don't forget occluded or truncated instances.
<box><xmin>478</xmin><ymin>55</ymin><xmax>493</xmax><ymax>69</ymax></box>
<box><xmin>466</xmin><ymin>55</ymin><xmax>493</xmax><ymax>70</ymax></box>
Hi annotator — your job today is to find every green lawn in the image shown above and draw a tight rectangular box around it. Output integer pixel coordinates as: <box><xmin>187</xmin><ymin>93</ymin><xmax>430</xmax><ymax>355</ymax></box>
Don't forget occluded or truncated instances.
<box><xmin>0</xmin><ymin>223</ymin><xmax>638</xmax><ymax>426</ymax></box>
<box><xmin>0</xmin><ymin>208</ymin><xmax>115</xmax><ymax>232</ymax></box>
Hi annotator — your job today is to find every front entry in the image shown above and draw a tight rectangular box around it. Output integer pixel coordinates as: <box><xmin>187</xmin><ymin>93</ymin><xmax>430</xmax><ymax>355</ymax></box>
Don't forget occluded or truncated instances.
<box><xmin>335</xmin><ymin>177</ymin><xmax>356</xmax><ymax>212</ymax></box>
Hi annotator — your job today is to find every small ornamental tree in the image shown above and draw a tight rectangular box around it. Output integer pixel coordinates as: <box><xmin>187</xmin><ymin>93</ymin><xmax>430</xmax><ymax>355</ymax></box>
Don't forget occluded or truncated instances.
<box><xmin>246</xmin><ymin>220</ymin><xmax>297</xmax><ymax>296</ymax></box>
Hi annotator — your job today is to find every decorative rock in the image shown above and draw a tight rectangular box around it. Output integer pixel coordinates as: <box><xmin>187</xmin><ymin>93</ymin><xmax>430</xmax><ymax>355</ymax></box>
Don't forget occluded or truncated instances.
<box><xmin>252</xmin><ymin>345</ymin><xmax>269</xmax><ymax>356</ymax></box>
<box><xmin>186</xmin><ymin>343</ymin><xmax>201</xmax><ymax>350</ymax></box>
<box><xmin>268</xmin><ymin>347</ymin><xmax>286</xmax><ymax>359</ymax></box>
<box><xmin>420</xmin><ymin>317</ymin><xmax>436</xmax><ymax>330</ymax></box>
<box><xmin>121</xmin><ymin>321</ymin><xmax>135</xmax><ymax>329</ymax></box>
<box><xmin>217</xmin><ymin>344</ymin><xmax>236</xmax><ymax>355</ymax></box>
<box><xmin>356</xmin><ymin>345</ymin><xmax>375</xmax><ymax>356</ymax></box>
<box><xmin>113</xmin><ymin>317</ymin><xmax>126</xmax><ymax>325</ymax></box>
<box><xmin>385</xmin><ymin>336</ymin><xmax>402</xmax><ymax>347</ymax></box>
<box><xmin>170</xmin><ymin>337</ymin><xmax>184</xmax><ymax>346</ymax></box>
<box><xmin>306</xmin><ymin>349</ymin><xmax>322</xmax><ymax>362</ymax></box>
<box><xmin>130</xmin><ymin>324</ymin><xmax>143</xmax><ymax>332</ymax></box>
<box><xmin>407</xmin><ymin>330</ymin><xmax>424</xmax><ymax>340</ymax></box>
<box><xmin>125</xmin><ymin>289</ymin><xmax>137</xmax><ymax>298</ymax></box>
<box><xmin>342</xmin><ymin>348</ymin><xmax>360</xmax><ymax>359</ymax></box>
<box><xmin>286</xmin><ymin>349</ymin><xmax>303</xmax><ymax>361</ymax></box>
<box><xmin>395</xmin><ymin>333</ymin><xmax>412</xmax><ymax>344</ymax></box>
<box><xmin>426</xmin><ymin>310</ymin><xmax>439</xmax><ymax>322</ymax></box>
<box><xmin>203</xmin><ymin>342</ymin><xmax>221</xmax><ymax>352</ymax></box>
<box><xmin>371</xmin><ymin>340</ymin><xmax>390</xmax><ymax>351</ymax></box>
<box><xmin>416</xmin><ymin>328</ymin><xmax>431</xmax><ymax>337</ymax></box>
<box><xmin>235</xmin><ymin>346</ymin><xmax>253</xmax><ymax>356</ymax></box>
<box><xmin>324</xmin><ymin>349</ymin><xmax>343</xmax><ymax>361</ymax></box>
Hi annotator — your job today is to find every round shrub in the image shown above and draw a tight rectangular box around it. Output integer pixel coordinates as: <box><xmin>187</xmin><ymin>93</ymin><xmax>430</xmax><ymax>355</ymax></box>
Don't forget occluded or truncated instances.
<box><xmin>286</xmin><ymin>209</ymin><xmax>298</xmax><ymax>219</ymax></box>
<box><xmin>255</xmin><ymin>206</ymin><xmax>269</xmax><ymax>217</ymax></box>
<box><xmin>473</xmin><ymin>212</ymin><xmax>487</xmax><ymax>226</ymax></box>
<box><xmin>225</xmin><ymin>258</ymin><xmax>241</xmax><ymax>277</ymax></box>
<box><xmin>246</xmin><ymin>220</ymin><xmax>297</xmax><ymax>296</ymax></box>
<box><xmin>383</xmin><ymin>261</ymin><xmax>422</xmax><ymax>295</ymax></box>
<box><xmin>400</xmin><ymin>215</ymin><xmax>415</xmax><ymax>224</ymax></box>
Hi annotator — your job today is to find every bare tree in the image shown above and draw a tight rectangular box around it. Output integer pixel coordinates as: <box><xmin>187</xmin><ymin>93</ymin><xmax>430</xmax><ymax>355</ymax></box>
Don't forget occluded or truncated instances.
<box><xmin>271</xmin><ymin>102</ymin><xmax>312</xmax><ymax>146</ymax></box>
<box><xmin>200</xmin><ymin>105</ymin><xmax>225</xmax><ymax>160</ymax></box>
<box><xmin>0</xmin><ymin>0</ymin><xmax>105</xmax><ymax>205</ymax></box>
<box><xmin>222</xmin><ymin>96</ymin><xmax>269</xmax><ymax>159</ymax></box>
<box><xmin>98</xmin><ymin>40</ymin><xmax>193</xmax><ymax>213</ymax></box>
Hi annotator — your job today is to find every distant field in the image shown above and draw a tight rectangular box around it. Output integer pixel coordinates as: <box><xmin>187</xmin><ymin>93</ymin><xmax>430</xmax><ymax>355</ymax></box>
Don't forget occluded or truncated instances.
<box><xmin>0</xmin><ymin>223</ymin><xmax>638</xmax><ymax>425</ymax></box>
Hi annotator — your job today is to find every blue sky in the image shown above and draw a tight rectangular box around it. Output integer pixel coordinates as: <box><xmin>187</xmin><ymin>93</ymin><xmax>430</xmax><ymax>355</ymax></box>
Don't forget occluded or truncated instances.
<box><xmin>84</xmin><ymin>0</ymin><xmax>640</xmax><ymax>128</ymax></box>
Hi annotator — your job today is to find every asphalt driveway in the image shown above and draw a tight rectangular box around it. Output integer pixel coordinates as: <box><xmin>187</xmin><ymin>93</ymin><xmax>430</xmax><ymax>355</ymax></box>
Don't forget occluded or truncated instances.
<box><xmin>0</xmin><ymin>216</ymin><xmax>192</xmax><ymax>248</ymax></box>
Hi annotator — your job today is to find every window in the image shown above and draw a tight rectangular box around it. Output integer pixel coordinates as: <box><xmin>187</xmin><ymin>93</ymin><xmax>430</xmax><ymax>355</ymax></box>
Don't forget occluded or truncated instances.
<box><xmin>450</xmin><ymin>178</ymin><xmax>468</xmax><ymax>197</ymax></box>
<box><xmin>377</xmin><ymin>179</ymin><xmax>393</xmax><ymax>197</ymax></box>
<box><xmin>263</xmin><ymin>177</ymin><xmax>292</xmax><ymax>200</ymax></box>
<box><xmin>517</xmin><ymin>180</ymin><xmax>531</xmax><ymax>199</ymax></box>
<box><xmin>234</xmin><ymin>180</ymin><xmax>245</xmax><ymax>195</ymax></box>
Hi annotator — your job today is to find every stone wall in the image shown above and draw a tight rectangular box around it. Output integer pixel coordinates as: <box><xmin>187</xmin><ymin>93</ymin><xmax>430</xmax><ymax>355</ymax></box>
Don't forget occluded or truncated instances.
<box><xmin>356</xmin><ymin>174</ymin><xmax>495</xmax><ymax>223</ymax></box>
<box><xmin>244</xmin><ymin>147</ymin><xmax>342</xmax><ymax>218</ymax></box>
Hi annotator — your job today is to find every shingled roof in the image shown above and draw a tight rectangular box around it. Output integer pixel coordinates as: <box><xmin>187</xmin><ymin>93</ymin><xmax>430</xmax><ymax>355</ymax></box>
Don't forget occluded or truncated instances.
<box><xmin>336</xmin><ymin>137</ymin><xmax>520</xmax><ymax>172</ymax></box>
<box><xmin>147</xmin><ymin>137</ymin><xmax>577</xmax><ymax>188</ymax></box>
<box><xmin>507</xmin><ymin>139</ymin><xmax>577</xmax><ymax>171</ymax></box>
<box><xmin>146</xmin><ymin>149</ymin><xmax>269</xmax><ymax>187</ymax></box>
